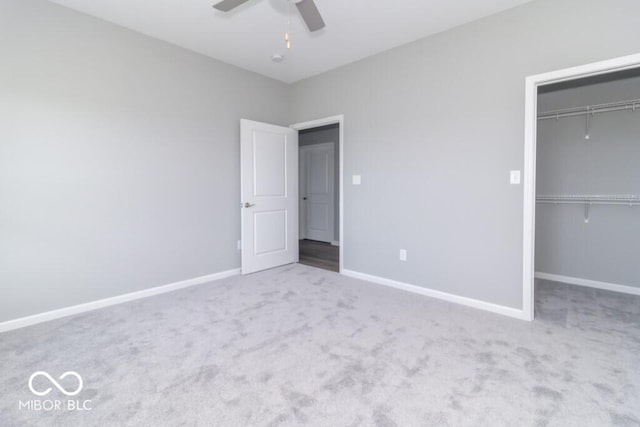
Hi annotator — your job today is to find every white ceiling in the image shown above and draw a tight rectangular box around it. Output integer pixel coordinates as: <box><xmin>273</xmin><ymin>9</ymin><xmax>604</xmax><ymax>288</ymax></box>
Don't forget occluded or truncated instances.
<box><xmin>49</xmin><ymin>0</ymin><xmax>533</xmax><ymax>83</ymax></box>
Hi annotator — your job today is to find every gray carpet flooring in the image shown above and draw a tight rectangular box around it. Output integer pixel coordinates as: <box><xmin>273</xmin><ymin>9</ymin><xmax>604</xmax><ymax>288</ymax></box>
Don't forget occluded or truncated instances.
<box><xmin>1</xmin><ymin>264</ymin><xmax>639</xmax><ymax>426</ymax></box>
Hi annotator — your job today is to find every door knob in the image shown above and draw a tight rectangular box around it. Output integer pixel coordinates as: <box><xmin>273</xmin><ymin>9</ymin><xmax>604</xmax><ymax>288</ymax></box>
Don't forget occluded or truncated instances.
<box><xmin>303</xmin><ymin>197</ymin><xmax>307</xmax><ymax>200</ymax></box>
<box><xmin>244</xmin><ymin>202</ymin><xmax>255</xmax><ymax>208</ymax></box>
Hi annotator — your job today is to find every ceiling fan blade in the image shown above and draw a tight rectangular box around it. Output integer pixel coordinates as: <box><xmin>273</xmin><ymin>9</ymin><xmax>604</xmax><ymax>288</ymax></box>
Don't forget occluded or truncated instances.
<box><xmin>212</xmin><ymin>0</ymin><xmax>251</xmax><ymax>12</ymax></box>
<box><xmin>295</xmin><ymin>0</ymin><xmax>325</xmax><ymax>32</ymax></box>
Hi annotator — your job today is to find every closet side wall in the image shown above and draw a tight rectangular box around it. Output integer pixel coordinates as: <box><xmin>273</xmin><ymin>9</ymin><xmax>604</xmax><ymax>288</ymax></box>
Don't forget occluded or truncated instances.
<box><xmin>536</xmin><ymin>76</ymin><xmax>640</xmax><ymax>289</ymax></box>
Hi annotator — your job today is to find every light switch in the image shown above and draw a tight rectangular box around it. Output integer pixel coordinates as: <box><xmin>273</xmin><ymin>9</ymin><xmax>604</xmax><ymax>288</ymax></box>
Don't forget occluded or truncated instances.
<box><xmin>510</xmin><ymin>170</ymin><xmax>521</xmax><ymax>185</ymax></box>
<box><xmin>352</xmin><ymin>175</ymin><xmax>362</xmax><ymax>185</ymax></box>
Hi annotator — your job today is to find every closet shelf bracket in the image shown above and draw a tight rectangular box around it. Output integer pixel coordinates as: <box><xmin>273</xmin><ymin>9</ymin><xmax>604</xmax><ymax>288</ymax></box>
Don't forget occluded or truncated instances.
<box><xmin>584</xmin><ymin>202</ymin><xmax>590</xmax><ymax>223</ymax></box>
<box><xmin>584</xmin><ymin>107</ymin><xmax>592</xmax><ymax>140</ymax></box>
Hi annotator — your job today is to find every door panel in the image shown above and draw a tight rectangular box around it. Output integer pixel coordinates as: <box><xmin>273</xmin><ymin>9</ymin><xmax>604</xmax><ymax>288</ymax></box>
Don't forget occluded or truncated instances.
<box><xmin>302</xmin><ymin>142</ymin><xmax>334</xmax><ymax>243</ymax></box>
<box><xmin>241</xmin><ymin>119</ymin><xmax>297</xmax><ymax>274</ymax></box>
<box><xmin>254</xmin><ymin>210</ymin><xmax>287</xmax><ymax>255</ymax></box>
<box><xmin>253</xmin><ymin>133</ymin><xmax>287</xmax><ymax>197</ymax></box>
<box><xmin>308</xmin><ymin>203</ymin><xmax>329</xmax><ymax>231</ymax></box>
<box><xmin>309</xmin><ymin>151</ymin><xmax>330</xmax><ymax>193</ymax></box>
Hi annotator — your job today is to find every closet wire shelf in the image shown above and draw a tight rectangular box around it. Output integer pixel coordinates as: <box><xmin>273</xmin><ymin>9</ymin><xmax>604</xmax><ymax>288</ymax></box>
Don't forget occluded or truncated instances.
<box><xmin>538</xmin><ymin>98</ymin><xmax>640</xmax><ymax>120</ymax></box>
<box><xmin>536</xmin><ymin>195</ymin><xmax>640</xmax><ymax>223</ymax></box>
<box><xmin>536</xmin><ymin>195</ymin><xmax>640</xmax><ymax>205</ymax></box>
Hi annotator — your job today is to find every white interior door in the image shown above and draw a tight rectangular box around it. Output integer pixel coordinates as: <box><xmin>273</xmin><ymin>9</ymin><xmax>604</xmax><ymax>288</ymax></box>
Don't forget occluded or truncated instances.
<box><xmin>301</xmin><ymin>142</ymin><xmax>334</xmax><ymax>243</ymax></box>
<box><xmin>241</xmin><ymin>119</ymin><xmax>298</xmax><ymax>274</ymax></box>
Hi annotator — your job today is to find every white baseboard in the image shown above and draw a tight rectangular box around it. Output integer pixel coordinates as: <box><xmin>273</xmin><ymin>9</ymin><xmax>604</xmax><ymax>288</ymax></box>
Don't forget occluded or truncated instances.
<box><xmin>342</xmin><ymin>269</ymin><xmax>529</xmax><ymax>321</ymax></box>
<box><xmin>331</xmin><ymin>241</ymin><xmax>340</xmax><ymax>247</ymax></box>
<box><xmin>535</xmin><ymin>272</ymin><xmax>640</xmax><ymax>296</ymax></box>
<box><xmin>0</xmin><ymin>269</ymin><xmax>241</xmax><ymax>333</ymax></box>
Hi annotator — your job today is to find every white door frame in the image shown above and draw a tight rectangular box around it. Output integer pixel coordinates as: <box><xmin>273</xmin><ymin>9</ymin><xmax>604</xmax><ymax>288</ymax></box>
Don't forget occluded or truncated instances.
<box><xmin>522</xmin><ymin>53</ymin><xmax>640</xmax><ymax>321</ymax></box>
<box><xmin>299</xmin><ymin>147</ymin><xmax>308</xmax><ymax>241</ymax></box>
<box><xmin>291</xmin><ymin>115</ymin><xmax>344</xmax><ymax>273</ymax></box>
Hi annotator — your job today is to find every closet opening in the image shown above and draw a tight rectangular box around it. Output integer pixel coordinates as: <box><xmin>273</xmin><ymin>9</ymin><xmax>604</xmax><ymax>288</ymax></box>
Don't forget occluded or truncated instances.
<box><xmin>523</xmin><ymin>55</ymin><xmax>640</xmax><ymax>321</ymax></box>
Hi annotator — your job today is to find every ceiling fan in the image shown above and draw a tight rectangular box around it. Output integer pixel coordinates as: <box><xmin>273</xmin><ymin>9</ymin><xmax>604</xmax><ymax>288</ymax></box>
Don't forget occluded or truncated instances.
<box><xmin>212</xmin><ymin>0</ymin><xmax>326</xmax><ymax>33</ymax></box>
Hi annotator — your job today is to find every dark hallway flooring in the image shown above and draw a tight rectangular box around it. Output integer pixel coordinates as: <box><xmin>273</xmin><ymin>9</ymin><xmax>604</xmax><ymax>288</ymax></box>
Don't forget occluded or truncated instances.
<box><xmin>299</xmin><ymin>239</ymin><xmax>339</xmax><ymax>272</ymax></box>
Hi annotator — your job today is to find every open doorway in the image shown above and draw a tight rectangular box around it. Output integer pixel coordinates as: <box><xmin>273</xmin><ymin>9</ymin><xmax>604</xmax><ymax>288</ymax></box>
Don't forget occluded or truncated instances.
<box><xmin>291</xmin><ymin>116</ymin><xmax>344</xmax><ymax>273</ymax></box>
<box><xmin>298</xmin><ymin>123</ymin><xmax>340</xmax><ymax>272</ymax></box>
<box><xmin>297</xmin><ymin>124</ymin><xmax>340</xmax><ymax>272</ymax></box>
<box><xmin>523</xmin><ymin>55</ymin><xmax>640</xmax><ymax>320</ymax></box>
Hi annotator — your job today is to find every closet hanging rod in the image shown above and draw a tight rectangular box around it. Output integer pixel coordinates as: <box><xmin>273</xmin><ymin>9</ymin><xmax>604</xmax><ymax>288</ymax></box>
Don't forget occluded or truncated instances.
<box><xmin>538</xmin><ymin>98</ymin><xmax>640</xmax><ymax>120</ymax></box>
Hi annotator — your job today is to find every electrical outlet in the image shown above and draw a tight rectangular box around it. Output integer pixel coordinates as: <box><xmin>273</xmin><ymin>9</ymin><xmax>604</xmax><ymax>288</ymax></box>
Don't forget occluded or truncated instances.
<box><xmin>399</xmin><ymin>249</ymin><xmax>407</xmax><ymax>261</ymax></box>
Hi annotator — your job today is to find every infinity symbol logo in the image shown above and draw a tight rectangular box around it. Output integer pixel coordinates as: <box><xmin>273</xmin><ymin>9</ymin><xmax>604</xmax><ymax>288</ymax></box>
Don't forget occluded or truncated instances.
<box><xmin>28</xmin><ymin>371</ymin><xmax>84</xmax><ymax>396</ymax></box>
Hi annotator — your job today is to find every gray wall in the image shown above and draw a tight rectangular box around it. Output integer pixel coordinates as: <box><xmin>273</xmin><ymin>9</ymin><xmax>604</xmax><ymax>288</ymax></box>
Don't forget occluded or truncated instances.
<box><xmin>0</xmin><ymin>0</ymin><xmax>290</xmax><ymax>322</ymax></box>
<box><xmin>290</xmin><ymin>0</ymin><xmax>640</xmax><ymax>309</ymax></box>
<box><xmin>299</xmin><ymin>124</ymin><xmax>340</xmax><ymax>242</ymax></box>
<box><xmin>536</xmin><ymin>77</ymin><xmax>640</xmax><ymax>287</ymax></box>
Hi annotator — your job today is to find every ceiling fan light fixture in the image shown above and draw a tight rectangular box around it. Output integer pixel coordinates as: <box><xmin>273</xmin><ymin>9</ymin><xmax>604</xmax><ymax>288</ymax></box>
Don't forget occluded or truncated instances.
<box><xmin>212</xmin><ymin>0</ymin><xmax>326</xmax><ymax>51</ymax></box>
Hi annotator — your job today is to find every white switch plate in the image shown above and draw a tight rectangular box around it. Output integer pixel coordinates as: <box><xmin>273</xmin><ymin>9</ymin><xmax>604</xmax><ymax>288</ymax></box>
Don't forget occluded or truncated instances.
<box><xmin>352</xmin><ymin>175</ymin><xmax>362</xmax><ymax>185</ymax></box>
<box><xmin>237</xmin><ymin>240</ymin><xmax>241</xmax><ymax>251</ymax></box>
<box><xmin>510</xmin><ymin>170</ymin><xmax>521</xmax><ymax>185</ymax></box>
<box><xmin>399</xmin><ymin>249</ymin><xmax>407</xmax><ymax>261</ymax></box>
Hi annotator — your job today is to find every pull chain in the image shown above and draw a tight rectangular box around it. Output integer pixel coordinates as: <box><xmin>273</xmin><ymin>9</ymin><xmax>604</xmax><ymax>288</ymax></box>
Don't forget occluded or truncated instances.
<box><xmin>285</xmin><ymin>1</ymin><xmax>291</xmax><ymax>49</ymax></box>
